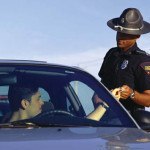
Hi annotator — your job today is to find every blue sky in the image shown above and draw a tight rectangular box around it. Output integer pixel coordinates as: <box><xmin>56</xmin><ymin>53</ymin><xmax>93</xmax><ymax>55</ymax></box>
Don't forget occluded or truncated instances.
<box><xmin>0</xmin><ymin>0</ymin><xmax>150</xmax><ymax>78</ymax></box>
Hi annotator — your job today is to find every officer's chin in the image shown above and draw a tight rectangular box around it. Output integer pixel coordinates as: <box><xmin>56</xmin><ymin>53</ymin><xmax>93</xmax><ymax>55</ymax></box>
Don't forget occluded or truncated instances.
<box><xmin>117</xmin><ymin>44</ymin><xmax>126</xmax><ymax>50</ymax></box>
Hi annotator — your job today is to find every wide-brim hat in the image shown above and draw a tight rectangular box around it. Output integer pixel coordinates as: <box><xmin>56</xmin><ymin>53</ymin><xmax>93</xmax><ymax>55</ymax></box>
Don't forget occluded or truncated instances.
<box><xmin>107</xmin><ymin>8</ymin><xmax>150</xmax><ymax>35</ymax></box>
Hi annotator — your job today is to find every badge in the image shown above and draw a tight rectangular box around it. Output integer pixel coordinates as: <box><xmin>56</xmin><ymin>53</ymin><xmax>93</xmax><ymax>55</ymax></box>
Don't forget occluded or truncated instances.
<box><xmin>140</xmin><ymin>62</ymin><xmax>150</xmax><ymax>75</ymax></box>
<box><xmin>121</xmin><ymin>60</ymin><xmax>128</xmax><ymax>69</ymax></box>
<box><xmin>121</xmin><ymin>18</ymin><xmax>125</xmax><ymax>23</ymax></box>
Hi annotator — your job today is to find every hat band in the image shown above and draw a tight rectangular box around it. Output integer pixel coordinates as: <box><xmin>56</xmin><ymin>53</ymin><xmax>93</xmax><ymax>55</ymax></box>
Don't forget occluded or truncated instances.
<box><xmin>114</xmin><ymin>25</ymin><xmax>144</xmax><ymax>31</ymax></box>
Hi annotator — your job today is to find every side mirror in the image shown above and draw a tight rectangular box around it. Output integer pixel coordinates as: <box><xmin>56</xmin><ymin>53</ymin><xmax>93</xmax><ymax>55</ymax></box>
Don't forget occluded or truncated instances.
<box><xmin>133</xmin><ymin>110</ymin><xmax>150</xmax><ymax>132</ymax></box>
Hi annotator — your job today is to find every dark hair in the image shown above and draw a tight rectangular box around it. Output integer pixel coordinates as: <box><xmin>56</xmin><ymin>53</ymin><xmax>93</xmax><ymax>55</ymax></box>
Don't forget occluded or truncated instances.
<box><xmin>8</xmin><ymin>84</ymin><xmax>39</xmax><ymax>111</ymax></box>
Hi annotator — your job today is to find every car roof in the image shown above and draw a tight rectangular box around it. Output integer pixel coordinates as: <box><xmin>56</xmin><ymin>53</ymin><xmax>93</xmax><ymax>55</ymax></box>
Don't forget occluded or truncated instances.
<box><xmin>0</xmin><ymin>59</ymin><xmax>93</xmax><ymax>82</ymax></box>
<box><xmin>0</xmin><ymin>59</ymin><xmax>47</xmax><ymax>64</ymax></box>
<box><xmin>0</xmin><ymin>59</ymin><xmax>84</xmax><ymax>72</ymax></box>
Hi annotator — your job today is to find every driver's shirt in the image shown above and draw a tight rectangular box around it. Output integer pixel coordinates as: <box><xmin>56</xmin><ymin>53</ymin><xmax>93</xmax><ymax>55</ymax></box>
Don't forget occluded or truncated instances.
<box><xmin>98</xmin><ymin>43</ymin><xmax>150</xmax><ymax>113</ymax></box>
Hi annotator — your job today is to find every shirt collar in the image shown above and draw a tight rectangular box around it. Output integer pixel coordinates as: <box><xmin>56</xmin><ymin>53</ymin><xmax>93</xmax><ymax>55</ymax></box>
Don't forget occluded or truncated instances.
<box><xmin>119</xmin><ymin>43</ymin><xmax>138</xmax><ymax>56</ymax></box>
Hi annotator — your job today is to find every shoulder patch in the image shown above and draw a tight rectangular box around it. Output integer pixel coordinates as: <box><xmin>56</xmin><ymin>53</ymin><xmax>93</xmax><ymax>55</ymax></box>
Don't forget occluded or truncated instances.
<box><xmin>140</xmin><ymin>62</ymin><xmax>150</xmax><ymax>75</ymax></box>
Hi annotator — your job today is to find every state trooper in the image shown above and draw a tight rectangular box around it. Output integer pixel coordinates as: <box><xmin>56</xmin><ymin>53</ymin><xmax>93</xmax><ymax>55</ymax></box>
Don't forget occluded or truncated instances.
<box><xmin>98</xmin><ymin>8</ymin><xmax>150</xmax><ymax>115</ymax></box>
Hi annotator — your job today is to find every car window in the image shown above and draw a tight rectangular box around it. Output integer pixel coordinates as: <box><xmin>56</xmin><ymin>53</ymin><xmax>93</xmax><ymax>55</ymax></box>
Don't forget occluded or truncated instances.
<box><xmin>70</xmin><ymin>80</ymin><xmax>122</xmax><ymax>126</ymax></box>
<box><xmin>39</xmin><ymin>87</ymin><xmax>50</xmax><ymax>102</ymax></box>
<box><xmin>70</xmin><ymin>81</ymin><xmax>94</xmax><ymax>115</ymax></box>
<box><xmin>0</xmin><ymin>86</ymin><xmax>10</xmax><ymax>122</ymax></box>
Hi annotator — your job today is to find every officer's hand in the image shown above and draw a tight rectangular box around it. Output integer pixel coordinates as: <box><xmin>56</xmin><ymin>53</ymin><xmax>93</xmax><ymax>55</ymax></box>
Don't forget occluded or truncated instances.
<box><xmin>111</xmin><ymin>88</ymin><xmax>121</xmax><ymax>100</ymax></box>
<box><xmin>120</xmin><ymin>85</ymin><xmax>133</xmax><ymax>99</ymax></box>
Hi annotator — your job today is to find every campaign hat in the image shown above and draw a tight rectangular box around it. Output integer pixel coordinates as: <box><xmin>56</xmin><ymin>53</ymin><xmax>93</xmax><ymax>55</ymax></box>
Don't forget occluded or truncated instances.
<box><xmin>107</xmin><ymin>8</ymin><xmax>150</xmax><ymax>35</ymax></box>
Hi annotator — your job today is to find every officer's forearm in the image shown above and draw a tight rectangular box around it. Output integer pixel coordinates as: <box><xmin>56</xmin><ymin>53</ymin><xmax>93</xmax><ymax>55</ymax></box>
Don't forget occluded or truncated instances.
<box><xmin>131</xmin><ymin>90</ymin><xmax>150</xmax><ymax>107</ymax></box>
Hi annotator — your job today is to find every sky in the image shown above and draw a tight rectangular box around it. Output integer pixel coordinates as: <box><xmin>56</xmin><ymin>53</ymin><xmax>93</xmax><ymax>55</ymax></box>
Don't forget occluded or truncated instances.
<box><xmin>0</xmin><ymin>0</ymin><xmax>150</xmax><ymax>79</ymax></box>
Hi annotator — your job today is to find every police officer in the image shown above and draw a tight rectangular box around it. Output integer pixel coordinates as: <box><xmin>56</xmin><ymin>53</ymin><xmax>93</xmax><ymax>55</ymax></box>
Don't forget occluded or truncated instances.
<box><xmin>99</xmin><ymin>8</ymin><xmax>150</xmax><ymax>114</ymax></box>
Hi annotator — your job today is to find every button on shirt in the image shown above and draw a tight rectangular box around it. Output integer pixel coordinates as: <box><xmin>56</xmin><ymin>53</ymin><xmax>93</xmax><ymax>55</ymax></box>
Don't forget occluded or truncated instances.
<box><xmin>99</xmin><ymin>44</ymin><xmax>150</xmax><ymax>112</ymax></box>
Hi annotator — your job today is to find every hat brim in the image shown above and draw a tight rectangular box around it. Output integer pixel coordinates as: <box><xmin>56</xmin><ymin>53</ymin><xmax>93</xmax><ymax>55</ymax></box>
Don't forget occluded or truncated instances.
<box><xmin>107</xmin><ymin>18</ymin><xmax>150</xmax><ymax>35</ymax></box>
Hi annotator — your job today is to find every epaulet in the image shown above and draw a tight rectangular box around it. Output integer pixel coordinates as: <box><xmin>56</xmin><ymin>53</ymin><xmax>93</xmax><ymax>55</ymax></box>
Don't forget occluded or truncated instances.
<box><xmin>135</xmin><ymin>49</ymin><xmax>149</xmax><ymax>56</ymax></box>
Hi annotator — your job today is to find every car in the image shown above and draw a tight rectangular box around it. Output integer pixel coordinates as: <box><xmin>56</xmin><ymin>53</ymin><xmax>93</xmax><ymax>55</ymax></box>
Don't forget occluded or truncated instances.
<box><xmin>0</xmin><ymin>59</ymin><xmax>150</xmax><ymax>150</ymax></box>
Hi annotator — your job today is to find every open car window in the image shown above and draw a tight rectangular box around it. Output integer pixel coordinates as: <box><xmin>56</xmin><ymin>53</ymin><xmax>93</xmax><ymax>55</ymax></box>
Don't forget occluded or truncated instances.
<box><xmin>70</xmin><ymin>81</ymin><xmax>95</xmax><ymax>115</ymax></box>
<box><xmin>70</xmin><ymin>80</ymin><xmax>122</xmax><ymax>126</ymax></box>
<box><xmin>0</xmin><ymin>65</ymin><xmax>137</xmax><ymax>128</ymax></box>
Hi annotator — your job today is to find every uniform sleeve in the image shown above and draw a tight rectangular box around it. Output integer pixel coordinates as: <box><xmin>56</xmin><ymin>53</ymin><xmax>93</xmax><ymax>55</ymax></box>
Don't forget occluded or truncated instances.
<box><xmin>98</xmin><ymin>48</ymin><xmax>117</xmax><ymax>78</ymax></box>
<box><xmin>137</xmin><ymin>61</ymin><xmax>150</xmax><ymax>91</ymax></box>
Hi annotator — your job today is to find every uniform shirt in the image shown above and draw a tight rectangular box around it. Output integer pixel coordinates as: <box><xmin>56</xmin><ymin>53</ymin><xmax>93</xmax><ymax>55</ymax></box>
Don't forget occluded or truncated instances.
<box><xmin>99</xmin><ymin>43</ymin><xmax>150</xmax><ymax>113</ymax></box>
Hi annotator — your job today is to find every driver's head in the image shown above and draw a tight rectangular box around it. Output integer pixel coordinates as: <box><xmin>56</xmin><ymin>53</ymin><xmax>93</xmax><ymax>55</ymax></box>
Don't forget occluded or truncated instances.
<box><xmin>8</xmin><ymin>84</ymin><xmax>44</xmax><ymax>119</ymax></box>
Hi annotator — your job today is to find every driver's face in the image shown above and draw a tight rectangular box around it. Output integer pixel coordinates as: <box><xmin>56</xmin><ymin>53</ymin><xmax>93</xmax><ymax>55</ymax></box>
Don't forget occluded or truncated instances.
<box><xmin>26</xmin><ymin>91</ymin><xmax>44</xmax><ymax>118</ymax></box>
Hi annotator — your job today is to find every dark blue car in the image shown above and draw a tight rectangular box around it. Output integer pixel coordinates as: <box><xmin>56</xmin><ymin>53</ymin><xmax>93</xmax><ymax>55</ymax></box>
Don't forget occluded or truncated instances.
<box><xmin>0</xmin><ymin>60</ymin><xmax>150</xmax><ymax>149</ymax></box>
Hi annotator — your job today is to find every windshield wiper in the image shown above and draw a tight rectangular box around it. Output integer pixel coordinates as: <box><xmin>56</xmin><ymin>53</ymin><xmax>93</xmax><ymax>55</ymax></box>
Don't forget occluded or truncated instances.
<box><xmin>0</xmin><ymin>121</ymin><xmax>38</xmax><ymax>128</ymax></box>
<box><xmin>0</xmin><ymin>123</ymin><xmax>14</xmax><ymax>128</ymax></box>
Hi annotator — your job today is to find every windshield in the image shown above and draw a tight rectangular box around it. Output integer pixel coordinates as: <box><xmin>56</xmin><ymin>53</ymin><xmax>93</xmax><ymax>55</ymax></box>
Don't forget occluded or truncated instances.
<box><xmin>0</xmin><ymin>65</ymin><xmax>137</xmax><ymax>128</ymax></box>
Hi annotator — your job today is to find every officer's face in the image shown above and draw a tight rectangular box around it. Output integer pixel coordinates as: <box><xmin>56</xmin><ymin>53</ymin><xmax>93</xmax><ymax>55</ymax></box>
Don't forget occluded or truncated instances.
<box><xmin>116</xmin><ymin>32</ymin><xmax>140</xmax><ymax>51</ymax></box>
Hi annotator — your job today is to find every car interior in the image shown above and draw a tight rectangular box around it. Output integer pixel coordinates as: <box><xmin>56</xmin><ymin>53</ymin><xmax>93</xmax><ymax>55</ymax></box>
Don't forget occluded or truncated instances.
<box><xmin>0</xmin><ymin>65</ymin><xmax>92</xmax><ymax>122</ymax></box>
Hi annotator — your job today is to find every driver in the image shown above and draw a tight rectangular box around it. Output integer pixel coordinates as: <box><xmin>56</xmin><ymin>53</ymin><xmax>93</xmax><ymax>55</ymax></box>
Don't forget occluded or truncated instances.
<box><xmin>6</xmin><ymin>84</ymin><xmax>108</xmax><ymax>122</ymax></box>
<box><xmin>8</xmin><ymin>84</ymin><xmax>44</xmax><ymax>122</ymax></box>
